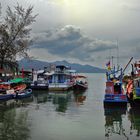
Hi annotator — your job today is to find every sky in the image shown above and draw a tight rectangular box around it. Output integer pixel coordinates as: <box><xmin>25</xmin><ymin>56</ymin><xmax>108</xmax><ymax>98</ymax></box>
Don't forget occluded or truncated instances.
<box><xmin>0</xmin><ymin>0</ymin><xmax>140</xmax><ymax>69</ymax></box>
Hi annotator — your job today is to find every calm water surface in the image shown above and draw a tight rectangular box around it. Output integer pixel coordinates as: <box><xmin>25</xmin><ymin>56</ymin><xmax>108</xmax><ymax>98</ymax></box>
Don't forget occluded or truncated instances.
<box><xmin>0</xmin><ymin>73</ymin><xmax>140</xmax><ymax>140</ymax></box>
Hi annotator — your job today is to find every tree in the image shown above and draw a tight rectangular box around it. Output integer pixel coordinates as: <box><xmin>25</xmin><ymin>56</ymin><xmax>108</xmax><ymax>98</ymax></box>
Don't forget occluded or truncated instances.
<box><xmin>0</xmin><ymin>3</ymin><xmax>37</xmax><ymax>70</ymax></box>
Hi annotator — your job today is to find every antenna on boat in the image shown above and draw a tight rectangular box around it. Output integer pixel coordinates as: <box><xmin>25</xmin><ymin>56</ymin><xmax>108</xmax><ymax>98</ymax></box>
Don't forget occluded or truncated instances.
<box><xmin>122</xmin><ymin>57</ymin><xmax>133</xmax><ymax>74</ymax></box>
<box><xmin>116</xmin><ymin>39</ymin><xmax>119</xmax><ymax>70</ymax></box>
<box><xmin>111</xmin><ymin>56</ymin><xmax>114</xmax><ymax>69</ymax></box>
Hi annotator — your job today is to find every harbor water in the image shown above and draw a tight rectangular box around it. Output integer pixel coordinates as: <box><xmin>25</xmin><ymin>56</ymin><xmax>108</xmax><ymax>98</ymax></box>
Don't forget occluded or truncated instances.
<box><xmin>0</xmin><ymin>73</ymin><xmax>140</xmax><ymax>140</ymax></box>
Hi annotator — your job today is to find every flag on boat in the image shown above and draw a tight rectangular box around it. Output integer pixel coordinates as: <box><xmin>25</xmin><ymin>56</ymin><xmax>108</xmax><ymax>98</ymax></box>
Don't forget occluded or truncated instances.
<box><xmin>106</xmin><ymin>61</ymin><xmax>111</xmax><ymax>70</ymax></box>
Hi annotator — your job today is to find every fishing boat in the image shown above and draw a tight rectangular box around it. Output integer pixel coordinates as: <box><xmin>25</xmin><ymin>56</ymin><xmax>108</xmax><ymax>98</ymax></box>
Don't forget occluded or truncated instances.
<box><xmin>30</xmin><ymin>69</ymin><xmax>48</xmax><ymax>90</ymax></box>
<box><xmin>14</xmin><ymin>88</ymin><xmax>32</xmax><ymax>99</ymax></box>
<box><xmin>73</xmin><ymin>75</ymin><xmax>88</xmax><ymax>90</ymax></box>
<box><xmin>0</xmin><ymin>82</ymin><xmax>11</xmax><ymax>93</ymax></box>
<box><xmin>0</xmin><ymin>78</ymin><xmax>27</xmax><ymax>93</ymax></box>
<box><xmin>104</xmin><ymin>63</ymin><xmax>127</xmax><ymax>107</ymax></box>
<box><xmin>0</xmin><ymin>93</ymin><xmax>14</xmax><ymax>101</ymax></box>
<box><xmin>126</xmin><ymin>60</ymin><xmax>140</xmax><ymax>106</ymax></box>
<box><xmin>47</xmin><ymin>65</ymin><xmax>74</xmax><ymax>91</ymax></box>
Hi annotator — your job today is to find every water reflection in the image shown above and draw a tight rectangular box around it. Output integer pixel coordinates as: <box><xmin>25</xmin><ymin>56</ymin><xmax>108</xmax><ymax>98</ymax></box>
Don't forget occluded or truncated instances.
<box><xmin>33</xmin><ymin>90</ymin><xmax>48</xmax><ymax>104</ymax></box>
<box><xmin>33</xmin><ymin>90</ymin><xmax>73</xmax><ymax>112</ymax></box>
<box><xmin>104</xmin><ymin>106</ymin><xmax>128</xmax><ymax>139</ymax></box>
<box><xmin>128</xmin><ymin>108</ymin><xmax>140</xmax><ymax>137</ymax></box>
<box><xmin>49</xmin><ymin>91</ymin><xmax>72</xmax><ymax>112</ymax></box>
<box><xmin>73</xmin><ymin>90</ymin><xmax>87</xmax><ymax>105</ymax></box>
<box><xmin>0</xmin><ymin>100</ymin><xmax>31</xmax><ymax>140</ymax></box>
<box><xmin>32</xmin><ymin>89</ymin><xmax>88</xmax><ymax>113</ymax></box>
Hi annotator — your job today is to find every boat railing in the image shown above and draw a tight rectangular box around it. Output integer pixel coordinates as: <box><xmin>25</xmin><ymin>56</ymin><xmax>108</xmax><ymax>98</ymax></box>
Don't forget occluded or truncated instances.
<box><xmin>48</xmin><ymin>79</ymin><xmax>70</xmax><ymax>83</ymax></box>
<box><xmin>106</xmin><ymin>68</ymin><xmax>123</xmax><ymax>81</ymax></box>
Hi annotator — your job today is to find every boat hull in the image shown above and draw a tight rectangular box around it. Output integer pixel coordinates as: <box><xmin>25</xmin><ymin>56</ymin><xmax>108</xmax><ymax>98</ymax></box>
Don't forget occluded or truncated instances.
<box><xmin>30</xmin><ymin>85</ymin><xmax>48</xmax><ymax>90</ymax></box>
<box><xmin>15</xmin><ymin>89</ymin><xmax>32</xmax><ymax>99</ymax></box>
<box><xmin>104</xmin><ymin>94</ymin><xmax>128</xmax><ymax>107</ymax></box>
<box><xmin>73</xmin><ymin>83</ymin><xmax>88</xmax><ymax>90</ymax></box>
<box><xmin>0</xmin><ymin>94</ymin><xmax>14</xmax><ymax>101</ymax></box>
<box><xmin>104</xmin><ymin>100</ymin><xmax>127</xmax><ymax>108</ymax></box>
<box><xmin>30</xmin><ymin>83</ymin><xmax>48</xmax><ymax>90</ymax></box>
<box><xmin>48</xmin><ymin>83</ymin><xmax>73</xmax><ymax>91</ymax></box>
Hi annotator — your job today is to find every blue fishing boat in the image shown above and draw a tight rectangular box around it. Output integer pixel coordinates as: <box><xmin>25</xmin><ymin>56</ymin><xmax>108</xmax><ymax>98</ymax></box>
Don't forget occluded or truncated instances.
<box><xmin>104</xmin><ymin>65</ymin><xmax>128</xmax><ymax>107</ymax></box>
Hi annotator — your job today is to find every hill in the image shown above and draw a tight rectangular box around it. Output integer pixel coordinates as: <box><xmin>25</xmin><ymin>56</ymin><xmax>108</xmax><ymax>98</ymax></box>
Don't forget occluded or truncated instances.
<box><xmin>18</xmin><ymin>59</ymin><xmax>106</xmax><ymax>73</ymax></box>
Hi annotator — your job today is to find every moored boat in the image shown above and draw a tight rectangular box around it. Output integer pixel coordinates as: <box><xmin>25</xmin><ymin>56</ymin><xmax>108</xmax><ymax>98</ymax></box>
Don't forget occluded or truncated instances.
<box><xmin>0</xmin><ymin>93</ymin><xmax>14</xmax><ymax>101</ymax></box>
<box><xmin>126</xmin><ymin>60</ymin><xmax>140</xmax><ymax>106</ymax></box>
<box><xmin>104</xmin><ymin>64</ymin><xmax>128</xmax><ymax>107</ymax></box>
<box><xmin>30</xmin><ymin>69</ymin><xmax>48</xmax><ymax>90</ymax></box>
<box><xmin>14</xmin><ymin>88</ymin><xmax>32</xmax><ymax>99</ymax></box>
<box><xmin>73</xmin><ymin>75</ymin><xmax>88</xmax><ymax>90</ymax></box>
<box><xmin>48</xmin><ymin>65</ymin><xmax>74</xmax><ymax>91</ymax></box>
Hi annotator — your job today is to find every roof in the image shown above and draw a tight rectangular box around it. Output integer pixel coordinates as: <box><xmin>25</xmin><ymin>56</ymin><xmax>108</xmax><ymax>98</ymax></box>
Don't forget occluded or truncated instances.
<box><xmin>75</xmin><ymin>75</ymin><xmax>87</xmax><ymax>78</ymax></box>
<box><xmin>67</xmin><ymin>69</ymin><xmax>77</xmax><ymax>73</ymax></box>
<box><xmin>9</xmin><ymin>78</ymin><xmax>25</xmax><ymax>83</ymax></box>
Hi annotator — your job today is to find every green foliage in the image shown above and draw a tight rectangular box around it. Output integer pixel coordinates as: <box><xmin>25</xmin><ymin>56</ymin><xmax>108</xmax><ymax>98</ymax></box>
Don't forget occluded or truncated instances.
<box><xmin>0</xmin><ymin>3</ymin><xmax>37</xmax><ymax>69</ymax></box>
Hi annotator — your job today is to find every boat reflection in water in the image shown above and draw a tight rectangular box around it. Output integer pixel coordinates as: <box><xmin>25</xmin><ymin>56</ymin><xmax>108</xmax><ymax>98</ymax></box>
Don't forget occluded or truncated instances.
<box><xmin>33</xmin><ymin>90</ymin><xmax>48</xmax><ymax>104</ymax></box>
<box><xmin>73</xmin><ymin>90</ymin><xmax>87</xmax><ymax>105</ymax></box>
<box><xmin>33</xmin><ymin>90</ymin><xmax>73</xmax><ymax>112</ymax></box>
<box><xmin>128</xmin><ymin>108</ymin><xmax>140</xmax><ymax>137</ymax></box>
<box><xmin>104</xmin><ymin>106</ymin><xmax>128</xmax><ymax>139</ymax></box>
<box><xmin>49</xmin><ymin>90</ymin><xmax>72</xmax><ymax>112</ymax></box>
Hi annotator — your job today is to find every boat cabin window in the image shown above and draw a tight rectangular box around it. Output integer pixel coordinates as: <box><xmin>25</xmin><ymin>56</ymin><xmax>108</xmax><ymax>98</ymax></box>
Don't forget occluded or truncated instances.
<box><xmin>114</xmin><ymin>83</ymin><xmax>121</xmax><ymax>94</ymax></box>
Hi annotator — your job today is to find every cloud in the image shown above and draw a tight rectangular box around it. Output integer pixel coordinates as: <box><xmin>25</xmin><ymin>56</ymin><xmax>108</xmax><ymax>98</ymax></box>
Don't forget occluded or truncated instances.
<box><xmin>1</xmin><ymin>0</ymin><xmax>139</xmax><ymax>68</ymax></box>
<box><xmin>31</xmin><ymin>25</ymin><xmax>116</xmax><ymax>63</ymax></box>
<box><xmin>121</xmin><ymin>0</ymin><xmax>140</xmax><ymax>12</ymax></box>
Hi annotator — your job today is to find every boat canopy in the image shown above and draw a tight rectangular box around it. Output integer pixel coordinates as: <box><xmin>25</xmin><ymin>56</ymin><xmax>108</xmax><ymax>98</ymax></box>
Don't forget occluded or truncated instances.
<box><xmin>44</xmin><ymin>71</ymin><xmax>55</xmax><ymax>76</ymax></box>
<box><xmin>75</xmin><ymin>75</ymin><xmax>87</xmax><ymax>78</ymax></box>
<box><xmin>37</xmin><ymin>70</ymin><xmax>44</xmax><ymax>74</ymax></box>
<box><xmin>67</xmin><ymin>69</ymin><xmax>77</xmax><ymax>73</ymax></box>
<box><xmin>9</xmin><ymin>78</ymin><xmax>25</xmax><ymax>83</ymax></box>
<box><xmin>0</xmin><ymin>81</ymin><xmax>12</xmax><ymax>85</ymax></box>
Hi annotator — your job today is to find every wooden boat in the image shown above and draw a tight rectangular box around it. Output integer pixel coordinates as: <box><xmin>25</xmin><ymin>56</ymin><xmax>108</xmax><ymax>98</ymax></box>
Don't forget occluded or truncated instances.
<box><xmin>126</xmin><ymin>61</ymin><xmax>140</xmax><ymax>106</ymax></box>
<box><xmin>0</xmin><ymin>82</ymin><xmax>11</xmax><ymax>93</ymax></box>
<box><xmin>0</xmin><ymin>80</ymin><xmax>27</xmax><ymax>94</ymax></box>
<box><xmin>14</xmin><ymin>89</ymin><xmax>32</xmax><ymax>99</ymax></box>
<box><xmin>104</xmin><ymin>67</ymin><xmax>127</xmax><ymax>107</ymax></box>
<box><xmin>73</xmin><ymin>75</ymin><xmax>88</xmax><ymax>90</ymax></box>
<box><xmin>0</xmin><ymin>93</ymin><xmax>14</xmax><ymax>101</ymax></box>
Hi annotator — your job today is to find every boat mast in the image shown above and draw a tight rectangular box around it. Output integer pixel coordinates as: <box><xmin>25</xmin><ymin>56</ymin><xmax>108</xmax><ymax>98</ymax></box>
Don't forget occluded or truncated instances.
<box><xmin>111</xmin><ymin>56</ymin><xmax>114</xmax><ymax>70</ymax></box>
<box><xmin>116</xmin><ymin>39</ymin><xmax>119</xmax><ymax>70</ymax></box>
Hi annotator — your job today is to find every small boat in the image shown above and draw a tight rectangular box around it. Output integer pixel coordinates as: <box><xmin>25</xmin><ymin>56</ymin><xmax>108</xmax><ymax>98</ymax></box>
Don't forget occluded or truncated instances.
<box><xmin>104</xmin><ymin>65</ymin><xmax>127</xmax><ymax>107</ymax></box>
<box><xmin>0</xmin><ymin>78</ymin><xmax>27</xmax><ymax>93</ymax></box>
<box><xmin>73</xmin><ymin>75</ymin><xmax>88</xmax><ymax>90</ymax></box>
<box><xmin>30</xmin><ymin>69</ymin><xmax>48</xmax><ymax>90</ymax></box>
<box><xmin>14</xmin><ymin>89</ymin><xmax>32</xmax><ymax>99</ymax></box>
<box><xmin>0</xmin><ymin>93</ymin><xmax>14</xmax><ymax>101</ymax></box>
<box><xmin>0</xmin><ymin>82</ymin><xmax>11</xmax><ymax>93</ymax></box>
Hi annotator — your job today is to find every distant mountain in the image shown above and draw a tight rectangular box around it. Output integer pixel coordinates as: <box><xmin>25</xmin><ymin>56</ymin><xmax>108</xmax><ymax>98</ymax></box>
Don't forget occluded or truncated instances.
<box><xmin>18</xmin><ymin>59</ymin><xmax>106</xmax><ymax>73</ymax></box>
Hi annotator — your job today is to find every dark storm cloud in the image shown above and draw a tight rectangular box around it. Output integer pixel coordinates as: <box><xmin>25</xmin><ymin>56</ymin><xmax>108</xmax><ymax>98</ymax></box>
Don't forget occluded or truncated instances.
<box><xmin>32</xmin><ymin>25</ymin><xmax>116</xmax><ymax>61</ymax></box>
